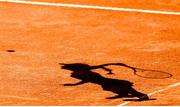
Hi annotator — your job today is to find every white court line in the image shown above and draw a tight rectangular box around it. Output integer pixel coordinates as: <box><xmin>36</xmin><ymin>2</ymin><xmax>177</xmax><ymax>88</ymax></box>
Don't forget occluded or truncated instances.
<box><xmin>119</xmin><ymin>82</ymin><xmax>180</xmax><ymax>106</ymax></box>
<box><xmin>0</xmin><ymin>0</ymin><xmax>180</xmax><ymax>15</ymax></box>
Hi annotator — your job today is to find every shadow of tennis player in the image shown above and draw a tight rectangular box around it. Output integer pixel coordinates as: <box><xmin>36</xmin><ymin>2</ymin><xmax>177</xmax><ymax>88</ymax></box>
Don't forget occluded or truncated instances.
<box><xmin>59</xmin><ymin>63</ymin><xmax>150</xmax><ymax>101</ymax></box>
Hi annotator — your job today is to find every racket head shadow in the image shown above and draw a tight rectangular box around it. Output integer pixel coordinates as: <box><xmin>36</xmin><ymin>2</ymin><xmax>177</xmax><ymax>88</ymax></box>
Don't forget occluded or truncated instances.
<box><xmin>134</xmin><ymin>68</ymin><xmax>173</xmax><ymax>79</ymax></box>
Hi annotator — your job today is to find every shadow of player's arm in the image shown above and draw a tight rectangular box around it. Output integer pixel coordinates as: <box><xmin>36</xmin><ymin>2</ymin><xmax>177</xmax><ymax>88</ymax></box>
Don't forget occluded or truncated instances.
<box><xmin>91</xmin><ymin>66</ymin><xmax>113</xmax><ymax>74</ymax></box>
<box><xmin>64</xmin><ymin>81</ymin><xmax>88</xmax><ymax>86</ymax></box>
<box><xmin>91</xmin><ymin>63</ymin><xmax>137</xmax><ymax>74</ymax></box>
<box><xmin>100</xmin><ymin>66</ymin><xmax>114</xmax><ymax>74</ymax></box>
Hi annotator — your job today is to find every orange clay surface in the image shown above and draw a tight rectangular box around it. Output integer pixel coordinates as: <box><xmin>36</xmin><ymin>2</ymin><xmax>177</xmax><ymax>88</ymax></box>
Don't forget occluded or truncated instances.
<box><xmin>0</xmin><ymin>0</ymin><xmax>180</xmax><ymax>106</ymax></box>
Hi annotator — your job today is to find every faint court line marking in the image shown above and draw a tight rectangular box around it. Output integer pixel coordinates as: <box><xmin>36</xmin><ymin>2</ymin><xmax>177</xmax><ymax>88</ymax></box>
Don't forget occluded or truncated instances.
<box><xmin>0</xmin><ymin>95</ymin><xmax>39</xmax><ymax>101</ymax></box>
<box><xmin>0</xmin><ymin>0</ymin><xmax>180</xmax><ymax>15</ymax></box>
<box><xmin>118</xmin><ymin>82</ymin><xmax>180</xmax><ymax>106</ymax></box>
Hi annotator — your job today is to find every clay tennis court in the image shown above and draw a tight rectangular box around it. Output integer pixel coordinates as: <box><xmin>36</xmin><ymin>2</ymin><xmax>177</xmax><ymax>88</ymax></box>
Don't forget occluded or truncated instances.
<box><xmin>0</xmin><ymin>0</ymin><xmax>180</xmax><ymax>106</ymax></box>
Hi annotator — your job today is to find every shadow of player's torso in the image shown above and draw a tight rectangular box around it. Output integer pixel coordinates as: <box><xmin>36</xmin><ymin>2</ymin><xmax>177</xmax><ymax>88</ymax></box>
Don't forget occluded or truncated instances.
<box><xmin>70</xmin><ymin>70</ymin><xmax>133</xmax><ymax>87</ymax></box>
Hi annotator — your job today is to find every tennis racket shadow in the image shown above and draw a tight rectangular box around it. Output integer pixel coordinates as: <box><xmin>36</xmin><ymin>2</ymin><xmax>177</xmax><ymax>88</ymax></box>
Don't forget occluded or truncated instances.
<box><xmin>133</xmin><ymin>68</ymin><xmax>173</xmax><ymax>79</ymax></box>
